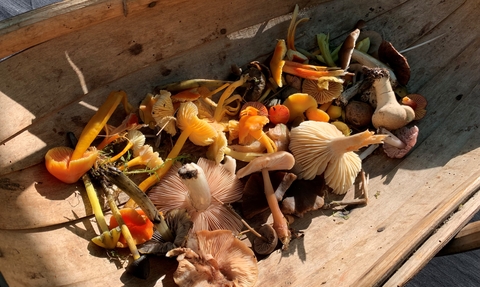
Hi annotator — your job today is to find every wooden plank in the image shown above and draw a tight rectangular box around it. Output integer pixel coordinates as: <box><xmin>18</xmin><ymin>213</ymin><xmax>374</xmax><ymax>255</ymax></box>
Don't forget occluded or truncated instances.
<box><xmin>385</xmin><ymin>186</ymin><xmax>480</xmax><ymax>286</ymax></box>
<box><xmin>439</xmin><ymin>220</ymin><xmax>480</xmax><ymax>256</ymax></box>
<box><xmin>0</xmin><ymin>0</ymin><xmax>412</xmax><ymax>174</ymax></box>
<box><xmin>0</xmin><ymin>0</ymin><xmax>479</xmax><ymax>286</ymax></box>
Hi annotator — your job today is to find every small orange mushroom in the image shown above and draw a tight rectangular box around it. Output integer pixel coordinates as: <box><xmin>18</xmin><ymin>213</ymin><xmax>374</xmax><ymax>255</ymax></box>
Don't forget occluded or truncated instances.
<box><xmin>268</xmin><ymin>104</ymin><xmax>290</xmax><ymax>125</ymax></box>
<box><xmin>109</xmin><ymin>208</ymin><xmax>154</xmax><ymax>247</ymax></box>
<box><xmin>238</xmin><ymin>106</ymin><xmax>277</xmax><ymax>153</ymax></box>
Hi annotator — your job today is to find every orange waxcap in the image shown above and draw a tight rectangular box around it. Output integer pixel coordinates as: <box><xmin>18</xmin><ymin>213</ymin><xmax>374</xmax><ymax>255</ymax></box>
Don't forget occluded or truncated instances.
<box><xmin>109</xmin><ymin>208</ymin><xmax>154</xmax><ymax>247</ymax></box>
<box><xmin>45</xmin><ymin>146</ymin><xmax>98</xmax><ymax>184</ymax></box>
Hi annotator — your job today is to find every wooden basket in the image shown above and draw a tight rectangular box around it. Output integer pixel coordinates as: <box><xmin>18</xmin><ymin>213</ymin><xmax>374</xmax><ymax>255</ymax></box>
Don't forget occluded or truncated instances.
<box><xmin>1</xmin><ymin>0</ymin><xmax>479</xmax><ymax>286</ymax></box>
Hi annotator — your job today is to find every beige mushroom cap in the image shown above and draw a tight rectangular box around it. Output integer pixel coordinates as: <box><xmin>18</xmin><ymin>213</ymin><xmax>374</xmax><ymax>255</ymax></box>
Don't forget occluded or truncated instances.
<box><xmin>289</xmin><ymin>121</ymin><xmax>385</xmax><ymax>194</ymax></box>
<box><xmin>167</xmin><ymin>229</ymin><xmax>258</xmax><ymax>287</ymax></box>
<box><xmin>151</xmin><ymin>90</ymin><xmax>177</xmax><ymax>136</ymax></box>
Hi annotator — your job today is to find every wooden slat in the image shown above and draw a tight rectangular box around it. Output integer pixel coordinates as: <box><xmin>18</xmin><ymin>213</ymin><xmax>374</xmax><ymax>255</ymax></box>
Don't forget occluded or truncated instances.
<box><xmin>0</xmin><ymin>0</ymin><xmax>479</xmax><ymax>286</ymax></box>
<box><xmin>385</xmin><ymin>187</ymin><xmax>480</xmax><ymax>286</ymax></box>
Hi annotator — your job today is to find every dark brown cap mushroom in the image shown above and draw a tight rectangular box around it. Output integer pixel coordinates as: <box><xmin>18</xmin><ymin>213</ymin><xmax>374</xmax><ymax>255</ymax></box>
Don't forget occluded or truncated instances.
<box><xmin>378</xmin><ymin>41</ymin><xmax>411</xmax><ymax>86</ymax></box>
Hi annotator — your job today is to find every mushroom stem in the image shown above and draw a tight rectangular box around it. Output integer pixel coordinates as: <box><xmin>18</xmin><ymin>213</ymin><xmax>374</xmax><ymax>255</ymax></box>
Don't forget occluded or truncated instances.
<box><xmin>178</xmin><ymin>163</ymin><xmax>212</xmax><ymax>212</ymax></box>
<box><xmin>100</xmin><ymin>179</ymin><xmax>142</xmax><ymax>261</ymax></box>
<box><xmin>224</xmin><ymin>147</ymin><xmax>264</xmax><ymax>162</ymax></box>
<box><xmin>351</xmin><ymin>49</ymin><xmax>398</xmax><ymax>86</ymax></box>
<box><xmin>102</xmin><ymin>166</ymin><xmax>174</xmax><ymax>242</ymax></box>
<box><xmin>223</xmin><ymin>204</ymin><xmax>265</xmax><ymax>239</ymax></box>
<box><xmin>214</xmin><ymin>76</ymin><xmax>246</xmax><ymax>122</ymax></box>
<box><xmin>329</xmin><ymin>129</ymin><xmax>387</xmax><ymax>155</ymax></box>
<box><xmin>378</xmin><ymin>127</ymin><xmax>406</xmax><ymax>149</ymax></box>
<box><xmin>262</xmin><ymin>169</ymin><xmax>291</xmax><ymax>247</ymax></box>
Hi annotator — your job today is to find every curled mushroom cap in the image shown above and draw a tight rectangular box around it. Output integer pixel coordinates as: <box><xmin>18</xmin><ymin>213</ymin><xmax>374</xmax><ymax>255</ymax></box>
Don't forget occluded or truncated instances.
<box><xmin>289</xmin><ymin>121</ymin><xmax>386</xmax><ymax>194</ymax></box>
<box><xmin>167</xmin><ymin>229</ymin><xmax>258</xmax><ymax>287</ymax></box>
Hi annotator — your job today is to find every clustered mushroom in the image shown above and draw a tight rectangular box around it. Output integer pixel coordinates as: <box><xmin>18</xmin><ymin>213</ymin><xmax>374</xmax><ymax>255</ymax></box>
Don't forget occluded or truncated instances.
<box><xmin>42</xmin><ymin>4</ymin><xmax>430</xmax><ymax>283</ymax></box>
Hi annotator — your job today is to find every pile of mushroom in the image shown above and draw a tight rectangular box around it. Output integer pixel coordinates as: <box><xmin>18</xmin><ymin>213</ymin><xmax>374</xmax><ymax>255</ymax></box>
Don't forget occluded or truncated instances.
<box><xmin>42</xmin><ymin>4</ymin><xmax>432</xmax><ymax>284</ymax></box>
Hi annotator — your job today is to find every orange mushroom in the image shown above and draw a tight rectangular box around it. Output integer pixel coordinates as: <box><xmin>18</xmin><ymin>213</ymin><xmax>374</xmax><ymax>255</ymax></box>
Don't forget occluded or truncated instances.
<box><xmin>238</xmin><ymin>106</ymin><xmax>277</xmax><ymax>153</ymax></box>
<box><xmin>109</xmin><ymin>208</ymin><xmax>154</xmax><ymax>247</ymax></box>
<box><xmin>45</xmin><ymin>91</ymin><xmax>131</xmax><ymax>183</ymax></box>
<box><xmin>270</xmin><ymin>39</ymin><xmax>288</xmax><ymax>88</ymax></box>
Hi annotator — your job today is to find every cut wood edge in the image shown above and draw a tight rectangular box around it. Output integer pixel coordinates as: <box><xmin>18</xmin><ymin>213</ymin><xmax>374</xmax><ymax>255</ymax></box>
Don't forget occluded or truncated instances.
<box><xmin>0</xmin><ymin>0</ymin><xmax>156</xmax><ymax>59</ymax></box>
<box><xmin>355</xmin><ymin>171</ymin><xmax>480</xmax><ymax>286</ymax></box>
<box><xmin>385</xmin><ymin>179</ymin><xmax>480</xmax><ymax>286</ymax></box>
<box><xmin>436</xmin><ymin>220</ymin><xmax>480</xmax><ymax>256</ymax></box>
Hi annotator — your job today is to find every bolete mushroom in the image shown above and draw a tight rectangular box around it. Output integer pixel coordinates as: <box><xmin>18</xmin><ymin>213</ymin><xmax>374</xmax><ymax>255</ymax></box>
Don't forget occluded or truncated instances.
<box><xmin>289</xmin><ymin>121</ymin><xmax>386</xmax><ymax>194</ymax></box>
<box><xmin>236</xmin><ymin>151</ymin><xmax>295</xmax><ymax>249</ymax></box>
<box><xmin>148</xmin><ymin>157</ymin><xmax>244</xmax><ymax>233</ymax></box>
<box><xmin>166</xmin><ymin>229</ymin><xmax>258</xmax><ymax>287</ymax></box>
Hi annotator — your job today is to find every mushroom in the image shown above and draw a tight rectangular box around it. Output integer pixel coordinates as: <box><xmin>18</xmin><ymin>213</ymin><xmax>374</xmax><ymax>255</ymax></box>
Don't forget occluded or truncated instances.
<box><xmin>338</xmin><ymin>28</ymin><xmax>360</xmax><ymax>69</ymax></box>
<box><xmin>148</xmin><ymin>157</ymin><xmax>244</xmax><ymax>233</ymax></box>
<box><xmin>357</xmin><ymin>30</ymin><xmax>383</xmax><ymax>58</ymax></box>
<box><xmin>283</xmin><ymin>93</ymin><xmax>329</xmax><ymax>123</ymax></box>
<box><xmin>166</xmin><ymin>229</ymin><xmax>258</xmax><ymax>287</ymax></box>
<box><xmin>302</xmin><ymin>77</ymin><xmax>344</xmax><ymax>104</ymax></box>
<box><xmin>381</xmin><ymin>126</ymin><xmax>419</xmax><ymax>158</ymax></box>
<box><xmin>364</xmin><ymin>67</ymin><xmax>415</xmax><ymax>130</ymax></box>
<box><xmin>351</xmin><ymin>49</ymin><xmax>398</xmax><ymax>87</ymax></box>
<box><xmin>236</xmin><ymin>151</ymin><xmax>295</xmax><ymax>248</ymax></box>
<box><xmin>270</xmin><ymin>39</ymin><xmax>288</xmax><ymax>88</ymax></box>
<box><xmin>253</xmin><ymin>224</ymin><xmax>278</xmax><ymax>255</ymax></box>
<box><xmin>45</xmin><ymin>91</ymin><xmax>132</xmax><ymax>183</ymax></box>
<box><xmin>151</xmin><ymin>90</ymin><xmax>177</xmax><ymax>136</ymax></box>
<box><xmin>137</xmin><ymin>102</ymin><xmax>218</xmax><ymax>192</ymax></box>
<box><xmin>286</xmin><ymin>4</ymin><xmax>309</xmax><ymax>51</ymax></box>
<box><xmin>378</xmin><ymin>41</ymin><xmax>411</xmax><ymax>86</ymax></box>
<box><xmin>289</xmin><ymin>121</ymin><xmax>386</xmax><ymax>194</ymax></box>
<box><xmin>402</xmin><ymin>93</ymin><xmax>427</xmax><ymax>120</ymax></box>
<box><xmin>238</xmin><ymin>106</ymin><xmax>277</xmax><ymax>153</ymax></box>
<box><xmin>268</xmin><ymin>104</ymin><xmax>290</xmax><ymax>125</ymax></box>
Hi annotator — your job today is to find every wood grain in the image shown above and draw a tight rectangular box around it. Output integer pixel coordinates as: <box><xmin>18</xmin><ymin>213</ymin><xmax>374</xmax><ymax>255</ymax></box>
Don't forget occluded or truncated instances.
<box><xmin>0</xmin><ymin>0</ymin><xmax>479</xmax><ymax>286</ymax></box>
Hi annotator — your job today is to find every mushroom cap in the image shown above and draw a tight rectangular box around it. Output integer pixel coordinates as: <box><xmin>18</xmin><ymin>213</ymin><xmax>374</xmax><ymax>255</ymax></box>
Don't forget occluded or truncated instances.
<box><xmin>151</xmin><ymin>90</ymin><xmax>177</xmax><ymax>136</ymax></box>
<box><xmin>253</xmin><ymin>224</ymin><xmax>278</xmax><ymax>255</ymax></box>
<box><xmin>283</xmin><ymin>93</ymin><xmax>318</xmax><ymax>122</ymax></box>
<box><xmin>289</xmin><ymin>121</ymin><xmax>366</xmax><ymax>194</ymax></box>
<box><xmin>148</xmin><ymin>157</ymin><xmax>244</xmax><ymax>233</ymax></box>
<box><xmin>378</xmin><ymin>41</ymin><xmax>410</xmax><ymax>86</ymax></box>
<box><xmin>270</xmin><ymin>39</ymin><xmax>287</xmax><ymax>87</ymax></box>
<box><xmin>302</xmin><ymin>77</ymin><xmax>344</xmax><ymax>104</ymax></box>
<box><xmin>236</xmin><ymin>151</ymin><xmax>295</xmax><ymax>179</ymax></box>
<box><xmin>383</xmin><ymin>125</ymin><xmax>419</xmax><ymax>158</ymax></box>
<box><xmin>357</xmin><ymin>30</ymin><xmax>383</xmax><ymax>58</ymax></box>
<box><xmin>177</xmin><ymin>102</ymin><xmax>217</xmax><ymax>146</ymax></box>
<box><xmin>167</xmin><ymin>229</ymin><xmax>258</xmax><ymax>287</ymax></box>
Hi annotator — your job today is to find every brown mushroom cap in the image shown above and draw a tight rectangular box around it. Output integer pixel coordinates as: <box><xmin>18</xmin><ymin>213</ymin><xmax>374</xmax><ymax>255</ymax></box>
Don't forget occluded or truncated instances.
<box><xmin>167</xmin><ymin>229</ymin><xmax>258</xmax><ymax>287</ymax></box>
<box><xmin>357</xmin><ymin>30</ymin><xmax>383</xmax><ymax>58</ymax></box>
<box><xmin>378</xmin><ymin>41</ymin><xmax>411</xmax><ymax>86</ymax></box>
<box><xmin>253</xmin><ymin>224</ymin><xmax>278</xmax><ymax>255</ymax></box>
<box><xmin>302</xmin><ymin>77</ymin><xmax>344</xmax><ymax>104</ymax></box>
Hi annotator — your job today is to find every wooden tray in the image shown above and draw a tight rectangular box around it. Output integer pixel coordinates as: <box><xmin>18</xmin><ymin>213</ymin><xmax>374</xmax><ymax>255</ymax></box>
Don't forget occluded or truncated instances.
<box><xmin>1</xmin><ymin>0</ymin><xmax>479</xmax><ymax>286</ymax></box>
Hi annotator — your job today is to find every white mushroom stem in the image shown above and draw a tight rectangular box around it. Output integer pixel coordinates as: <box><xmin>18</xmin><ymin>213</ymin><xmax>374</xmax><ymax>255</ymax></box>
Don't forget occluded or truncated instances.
<box><xmin>351</xmin><ymin>49</ymin><xmax>398</xmax><ymax>87</ymax></box>
<box><xmin>262</xmin><ymin>169</ymin><xmax>291</xmax><ymax>247</ymax></box>
<box><xmin>359</xmin><ymin>144</ymin><xmax>379</xmax><ymax>160</ymax></box>
<box><xmin>178</xmin><ymin>163</ymin><xmax>212</xmax><ymax>212</ymax></box>
<box><xmin>378</xmin><ymin>127</ymin><xmax>406</xmax><ymax>149</ymax></box>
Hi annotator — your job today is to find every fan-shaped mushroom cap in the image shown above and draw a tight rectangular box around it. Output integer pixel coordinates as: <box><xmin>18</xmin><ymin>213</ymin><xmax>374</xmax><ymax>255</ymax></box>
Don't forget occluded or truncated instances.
<box><xmin>167</xmin><ymin>229</ymin><xmax>258</xmax><ymax>287</ymax></box>
<box><xmin>151</xmin><ymin>90</ymin><xmax>177</xmax><ymax>136</ymax></box>
<box><xmin>148</xmin><ymin>157</ymin><xmax>244</xmax><ymax>233</ymax></box>
<box><xmin>302</xmin><ymin>77</ymin><xmax>344</xmax><ymax>104</ymax></box>
<box><xmin>289</xmin><ymin>121</ymin><xmax>386</xmax><ymax>194</ymax></box>
<box><xmin>177</xmin><ymin>102</ymin><xmax>217</xmax><ymax>146</ymax></box>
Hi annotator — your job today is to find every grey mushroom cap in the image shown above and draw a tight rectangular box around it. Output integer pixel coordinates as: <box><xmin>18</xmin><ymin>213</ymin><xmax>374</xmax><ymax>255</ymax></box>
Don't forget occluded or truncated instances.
<box><xmin>236</xmin><ymin>151</ymin><xmax>295</xmax><ymax>179</ymax></box>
